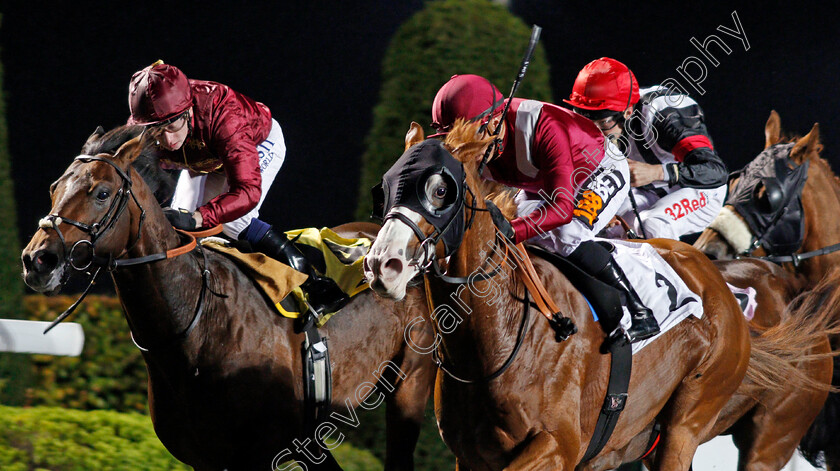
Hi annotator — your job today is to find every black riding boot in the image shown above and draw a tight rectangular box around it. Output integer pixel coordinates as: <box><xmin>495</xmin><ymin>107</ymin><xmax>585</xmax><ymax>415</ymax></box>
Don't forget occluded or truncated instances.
<box><xmin>595</xmin><ymin>257</ymin><xmax>660</xmax><ymax>343</ymax></box>
<box><xmin>255</xmin><ymin>229</ymin><xmax>349</xmax><ymax>316</ymax></box>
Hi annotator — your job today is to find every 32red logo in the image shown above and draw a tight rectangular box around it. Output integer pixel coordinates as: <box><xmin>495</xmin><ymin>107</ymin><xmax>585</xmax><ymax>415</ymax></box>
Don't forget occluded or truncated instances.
<box><xmin>664</xmin><ymin>193</ymin><xmax>707</xmax><ymax>221</ymax></box>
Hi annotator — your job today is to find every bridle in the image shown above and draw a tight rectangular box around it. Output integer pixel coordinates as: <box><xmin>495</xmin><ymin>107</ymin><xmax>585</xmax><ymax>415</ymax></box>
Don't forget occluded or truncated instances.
<box><xmin>40</xmin><ymin>155</ymin><xmax>146</xmax><ymax>273</ymax></box>
<box><xmin>383</xmin><ymin>179</ymin><xmax>504</xmax><ymax>285</ymax></box>
<box><xmin>38</xmin><ymin>155</ymin><xmax>224</xmax><ymax>349</ymax></box>
<box><xmin>725</xmin><ymin>143</ymin><xmax>840</xmax><ymax>265</ymax></box>
<box><xmin>380</xmin><ymin>156</ymin><xmax>527</xmax><ymax>384</ymax></box>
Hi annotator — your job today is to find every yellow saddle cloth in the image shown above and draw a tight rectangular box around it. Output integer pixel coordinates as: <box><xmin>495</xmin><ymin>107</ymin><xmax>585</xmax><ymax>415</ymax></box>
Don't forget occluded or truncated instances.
<box><xmin>202</xmin><ymin>227</ymin><xmax>371</xmax><ymax>325</ymax></box>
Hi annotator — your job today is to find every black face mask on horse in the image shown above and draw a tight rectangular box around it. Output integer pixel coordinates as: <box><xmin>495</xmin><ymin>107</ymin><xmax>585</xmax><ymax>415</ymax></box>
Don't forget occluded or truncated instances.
<box><xmin>727</xmin><ymin>142</ymin><xmax>809</xmax><ymax>255</ymax></box>
<box><xmin>372</xmin><ymin>139</ymin><xmax>469</xmax><ymax>259</ymax></box>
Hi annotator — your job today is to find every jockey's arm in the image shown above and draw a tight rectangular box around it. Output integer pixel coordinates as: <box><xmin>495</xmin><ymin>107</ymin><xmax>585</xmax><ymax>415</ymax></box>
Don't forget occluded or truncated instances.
<box><xmin>653</xmin><ymin>103</ymin><xmax>728</xmax><ymax>189</ymax></box>
<box><xmin>195</xmin><ymin>123</ymin><xmax>262</xmax><ymax>228</ymax></box>
<box><xmin>509</xmin><ymin>126</ymin><xmax>576</xmax><ymax>243</ymax></box>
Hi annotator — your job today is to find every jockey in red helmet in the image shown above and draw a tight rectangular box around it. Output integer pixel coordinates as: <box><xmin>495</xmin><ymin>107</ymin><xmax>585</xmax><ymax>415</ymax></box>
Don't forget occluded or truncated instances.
<box><xmin>129</xmin><ymin>60</ymin><xmax>347</xmax><ymax>315</ymax></box>
<box><xmin>565</xmin><ymin>57</ymin><xmax>728</xmax><ymax>240</ymax></box>
<box><xmin>430</xmin><ymin>74</ymin><xmax>659</xmax><ymax>342</ymax></box>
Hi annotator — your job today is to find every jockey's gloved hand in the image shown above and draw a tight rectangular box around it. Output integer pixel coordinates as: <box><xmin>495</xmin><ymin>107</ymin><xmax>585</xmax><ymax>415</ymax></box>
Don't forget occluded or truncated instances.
<box><xmin>163</xmin><ymin>207</ymin><xmax>197</xmax><ymax>231</ymax></box>
<box><xmin>485</xmin><ymin>200</ymin><xmax>515</xmax><ymax>243</ymax></box>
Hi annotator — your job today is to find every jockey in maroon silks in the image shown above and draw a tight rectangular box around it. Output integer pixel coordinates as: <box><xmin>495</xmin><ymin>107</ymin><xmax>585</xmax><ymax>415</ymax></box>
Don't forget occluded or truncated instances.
<box><xmin>565</xmin><ymin>57</ymin><xmax>728</xmax><ymax>240</ymax></box>
<box><xmin>430</xmin><ymin>74</ymin><xmax>659</xmax><ymax>342</ymax></box>
<box><xmin>128</xmin><ymin>61</ymin><xmax>346</xmax><ymax>315</ymax></box>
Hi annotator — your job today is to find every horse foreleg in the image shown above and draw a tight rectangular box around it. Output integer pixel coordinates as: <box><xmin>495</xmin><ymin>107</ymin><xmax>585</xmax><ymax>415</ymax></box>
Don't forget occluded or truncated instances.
<box><xmin>503</xmin><ymin>431</ymin><xmax>574</xmax><ymax>471</ymax></box>
<box><xmin>383</xmin><ymin>354</ymin><xmax>435</xmax><ymax>471</ymax></box>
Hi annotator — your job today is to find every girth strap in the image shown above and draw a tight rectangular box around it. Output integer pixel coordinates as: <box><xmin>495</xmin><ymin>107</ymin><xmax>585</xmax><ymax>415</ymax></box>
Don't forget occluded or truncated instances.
<box><xmin>581</xmin><ymin>337</ymin><xmax>632</xmax><ymax>463</ymax></box>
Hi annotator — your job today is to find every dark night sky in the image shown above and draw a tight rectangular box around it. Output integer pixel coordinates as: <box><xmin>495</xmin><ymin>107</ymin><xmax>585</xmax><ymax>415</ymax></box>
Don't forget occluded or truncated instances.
<box><xmin>3</xmin><ymin>1</ymin><xmax>840</xmax><ymax>248</ymax></box>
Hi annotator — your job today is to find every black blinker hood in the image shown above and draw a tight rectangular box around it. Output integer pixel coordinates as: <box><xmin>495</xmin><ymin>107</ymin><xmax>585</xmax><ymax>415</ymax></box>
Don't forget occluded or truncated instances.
<box><xmin>372</xmin><ymin>139</ymin><xmax>467</xmax><ymax>256</ymax></box>
<box><xmin>728</xmin><ymin>143</ymin><xmax>809</xmax><ymax>255</ymax></box>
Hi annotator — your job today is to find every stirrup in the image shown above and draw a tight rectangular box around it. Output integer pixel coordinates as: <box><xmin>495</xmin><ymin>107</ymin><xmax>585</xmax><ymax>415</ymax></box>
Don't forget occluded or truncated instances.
<box><xmin>606</xmin><ymin>326</ymin><xmax>631</xmax><ymax>348</ymax></box>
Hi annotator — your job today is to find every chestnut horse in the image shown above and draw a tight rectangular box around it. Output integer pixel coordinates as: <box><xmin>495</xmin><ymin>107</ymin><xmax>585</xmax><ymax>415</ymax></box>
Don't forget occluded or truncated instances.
<box><xmin>363</xmin><ymin>121</ymin><xmax>759</xmax><ymax>470</ymax></box>
<box><xmin>695</xmin><ymin>111</ymin><xmax>840</xmax><ymax>469</ymax></box>
<box><xmin>20</xmin><ymin>129</ymin><xmax>436</xmax><ymax>470</ymax></box>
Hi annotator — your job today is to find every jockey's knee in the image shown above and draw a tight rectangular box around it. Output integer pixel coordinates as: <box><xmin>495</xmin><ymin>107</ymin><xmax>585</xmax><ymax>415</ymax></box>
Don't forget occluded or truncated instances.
<box><xmin>637</xmin><ymin>216</ymin><xmax>678</xmax><ymax>240</ymax></box>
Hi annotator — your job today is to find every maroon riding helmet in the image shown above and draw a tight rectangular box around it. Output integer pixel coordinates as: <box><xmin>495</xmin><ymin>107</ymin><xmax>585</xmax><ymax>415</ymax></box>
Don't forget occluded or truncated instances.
<box><xmin>430</xmin><ymin>74</ymin><xmax>505</xmax><ymax>137</ymax></box>
<box><xmin>128</xmin><ymin>61</ymin><xmax>193</xmax><ymax>126</ymax></box>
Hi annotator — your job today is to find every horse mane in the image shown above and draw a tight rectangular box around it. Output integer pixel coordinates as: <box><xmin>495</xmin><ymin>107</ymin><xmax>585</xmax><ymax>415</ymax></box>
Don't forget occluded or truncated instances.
<box><xmin>81</xmin><ymin>125</ymin><xmax>176</xmax><ymax>205</ymax></box>
<box><xmin>442</xmin><ymin>119</ymin><xmax>518</xmax><ymax>218</ymax></box>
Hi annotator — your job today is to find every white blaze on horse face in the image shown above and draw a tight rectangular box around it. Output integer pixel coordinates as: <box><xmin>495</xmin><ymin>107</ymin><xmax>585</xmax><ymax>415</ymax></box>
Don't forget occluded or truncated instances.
<box><xmin>21</xmin><ymin>157</ymin><xmax>95</xmax><ymax>294</ymax></box>
<box><xmin>365</xmin><ymin>207</ymin><xmax>425</xmax><ymax>300</ymax></box>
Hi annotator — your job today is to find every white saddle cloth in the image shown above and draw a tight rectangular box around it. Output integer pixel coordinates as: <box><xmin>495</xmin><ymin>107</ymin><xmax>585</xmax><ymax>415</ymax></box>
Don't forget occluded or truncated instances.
<box><xmin>604</xmin><ymin>239</ymin><xmax>704</xmax><ymax>354</ymax></box>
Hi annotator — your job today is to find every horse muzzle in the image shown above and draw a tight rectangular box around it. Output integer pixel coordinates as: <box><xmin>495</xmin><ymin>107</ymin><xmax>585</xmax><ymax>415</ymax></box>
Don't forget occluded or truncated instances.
<box><xmin>21</xmin><ymin>235</ymin><xmax>67</xmax><ymax>295</ymax></box>
<box><xmin>364</xmin><ymin>250</ymin><xmax>414</xmax><ymax>300</ymax></box>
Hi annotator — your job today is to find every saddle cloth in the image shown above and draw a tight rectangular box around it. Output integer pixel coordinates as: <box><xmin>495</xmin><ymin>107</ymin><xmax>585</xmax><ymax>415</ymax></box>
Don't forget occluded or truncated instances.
<box><xmin>202</xmin><ymin>227</ymin><xmax>371</xmax><ymax>325</ymax></box>
<box><xmin>604</xmin><ymin>239</ymin><xmax>704</xmax><ymax>354</ymax></box>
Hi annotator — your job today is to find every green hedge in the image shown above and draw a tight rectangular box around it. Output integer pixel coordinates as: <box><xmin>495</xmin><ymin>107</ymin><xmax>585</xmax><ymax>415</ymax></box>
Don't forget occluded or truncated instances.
<box><xmin>13</xmin><ymin>294</ymin><xmax>453</xmax><ymax>468</ymax></box>
<box><xmin>0</xmin><ymin>13</ymin><xmax>30</xmax><ymax>407</ymax></box>
<box><xmin>355</xmin><ymin>0</ymin><xmax>552</xmax><ymax>219</ymax></box>
<box><xmin>0</xmin><ymin>405</ymin><xmax>190</xmax><ymax>470</ymax></box>
<box><xmin>0</xmin><ymin>405</ymin><xmax>382</xmax><ymax>470</ymax></box>
<box><xmin>22</xmin><ymin>295</ymin><xmax>148</xmax><ymax>413</ymax></box>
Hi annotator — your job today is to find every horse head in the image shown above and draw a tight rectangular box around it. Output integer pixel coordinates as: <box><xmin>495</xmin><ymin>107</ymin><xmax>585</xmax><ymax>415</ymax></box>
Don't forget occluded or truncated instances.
<box><xmin>364</xmin><ymin>120</ymin><xmax>504</xmax><ymax>299</ymax></box>
<box><xmin>21</xmin><ymin>132</ymin><xmax>165</xmax><ymax>294</ymax></box>
<box><xmin>695</xmin><ymin>110</ymin><xmax>823</xmax><ymax>261</ymax></box>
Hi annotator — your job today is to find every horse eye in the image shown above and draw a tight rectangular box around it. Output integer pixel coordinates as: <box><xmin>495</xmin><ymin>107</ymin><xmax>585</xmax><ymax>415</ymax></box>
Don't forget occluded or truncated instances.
<box><xmin>96</xmin><ymin>190</ymin><xmax>110</xmax><ymax>201</ymax></box>
<box><xmin>435</xmin><ymin>186</ymin><xmax>447</xmax><ymax>199</ymax></box>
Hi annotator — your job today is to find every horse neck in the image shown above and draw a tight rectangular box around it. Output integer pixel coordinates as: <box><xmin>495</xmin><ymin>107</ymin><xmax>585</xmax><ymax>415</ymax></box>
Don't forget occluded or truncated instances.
<box><xmin>110</xmin><ymin>176</ymin><xmax>205</xmax><ymax>352</ymax></box>
<box><xmin>800</xmin><ymin>163</ymin><xmax>840</xmax><ymax>284</ymax></box>
<box><xmin>427</xmin><ymin>202</ymin><xmax>524</xmax><ymax>377</ymax></box>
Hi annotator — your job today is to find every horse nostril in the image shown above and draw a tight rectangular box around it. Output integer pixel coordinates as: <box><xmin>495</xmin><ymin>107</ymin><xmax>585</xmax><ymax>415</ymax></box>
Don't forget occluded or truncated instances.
<box><xmin>382</xmin><ymin>258</ymin><xmax>404</xmax><ymax>279</ymax></box>
<box><xmin>31</xmin><ymin>250</ymin><xmax>59</xmax><ymax>274</ymax></box>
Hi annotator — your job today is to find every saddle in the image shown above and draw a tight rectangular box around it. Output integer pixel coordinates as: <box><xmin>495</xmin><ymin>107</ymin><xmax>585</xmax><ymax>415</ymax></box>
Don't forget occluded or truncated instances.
<box><xmin>203</xmin><ymin>227</ymin><xmax>371</xmax><ymax>325</ymax></box>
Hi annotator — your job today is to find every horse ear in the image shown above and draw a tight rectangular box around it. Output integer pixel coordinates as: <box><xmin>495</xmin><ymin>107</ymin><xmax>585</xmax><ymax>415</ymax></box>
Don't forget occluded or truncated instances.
<box><xmin>85</xmin><ymin>126</ymin><xmax>106</xmax><ymax>147</ymax></box>
<box><xmin>790</xmin><ymin>123</ymin><xmax>820</xmax><ymax>164</ymax></box>
<box><xmin>113</xmin><ymin>134</ymin><xmax>147</xmax><ymax>165</ymax></box>
<box><xmin>765</xmin><ymin>110</ymin><xmax>781</xmax><ymax>149</ymax></box>
<box><xmin>405</xmin><ymin>122</ymin><xmax>424</xmax><ymax>150</ymax></box>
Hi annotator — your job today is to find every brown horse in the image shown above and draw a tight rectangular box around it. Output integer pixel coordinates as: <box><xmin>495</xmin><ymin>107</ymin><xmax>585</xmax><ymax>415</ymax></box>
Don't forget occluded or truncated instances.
<box><xmin>363</xmin><ymin>120</ymin><xmax>761</xmax><ymax>470</ymax></box>
<box><xmin>20</xmin><ymin>129</ymin><xmax>436</xmax><ymax>470</ymax></box>
<box><xmin>695</xmin><ymin>111</ymin><xmax>840</xmax><ymax>469</ymax></box>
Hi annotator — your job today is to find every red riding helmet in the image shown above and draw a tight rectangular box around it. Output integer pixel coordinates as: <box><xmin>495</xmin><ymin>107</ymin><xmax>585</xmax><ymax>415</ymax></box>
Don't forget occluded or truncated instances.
<box><xmin>128</xmin><ymin>61</ymin><xmax>193</xmax><ymax>126</ymax></box>
<box><xmin>563</xmin><ymin>57</ymin><xmax>639</xmax><ymax>112</ymax></box>
<box><xmin>431</xmin><ymin>74</ymin><xmax>505</xmax><ymax>136</ymax></box>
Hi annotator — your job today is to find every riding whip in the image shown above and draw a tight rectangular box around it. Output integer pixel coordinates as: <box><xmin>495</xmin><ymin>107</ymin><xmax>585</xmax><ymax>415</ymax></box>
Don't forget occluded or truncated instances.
<box><xmin>478</xmin><ymin>24</ymin><xmax>542</xmax><ymax>175</ymax></box>
<box><xmin>627</xmin><ymin>190</ymin><xmax>649</xmax><ymax>239</ymax></box>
